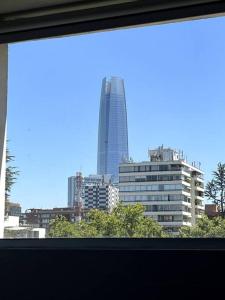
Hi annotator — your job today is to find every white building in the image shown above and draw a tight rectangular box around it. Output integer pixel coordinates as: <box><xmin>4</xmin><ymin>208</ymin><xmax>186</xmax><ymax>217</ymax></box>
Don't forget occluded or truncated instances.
<box><xmin>119</xmin><ymin>146</ymin><xmax>204</xmax><ymax>234</ymax></box>
<box><xmin>84</xmin><ymin>184</ymin><xmax>119</xmax><ymax>212</ymax></box>
<box><xmin>68</xmin><ymin>172</ymin><xmax>112</xmax><ymax>207</ymax></box>
<box><xmin>4</xmin><ymin>216</ymin><xmax>46</xmax><ymax>238</ymax></box>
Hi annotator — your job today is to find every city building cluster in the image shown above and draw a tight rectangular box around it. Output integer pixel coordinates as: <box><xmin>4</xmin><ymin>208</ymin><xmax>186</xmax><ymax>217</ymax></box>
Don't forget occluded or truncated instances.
<box><xmin>5</xmin><ymin>76</ymin><xmax>209</xmax><ymax>237</ymax></box>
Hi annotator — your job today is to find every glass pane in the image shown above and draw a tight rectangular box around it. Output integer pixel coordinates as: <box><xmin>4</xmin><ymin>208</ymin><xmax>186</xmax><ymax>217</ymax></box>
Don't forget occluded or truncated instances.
<box><xmin>6</xmin><ymin>16</ymin><xmax>225</xmax><ymax>238</ymax></box>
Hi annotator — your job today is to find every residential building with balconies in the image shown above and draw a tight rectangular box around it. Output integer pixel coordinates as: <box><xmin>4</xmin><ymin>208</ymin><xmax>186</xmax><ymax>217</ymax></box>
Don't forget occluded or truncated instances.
<box><xmin>119</xmin><ymin>146</ymin><xmax>204</xmax><ymax>234</ymax></box>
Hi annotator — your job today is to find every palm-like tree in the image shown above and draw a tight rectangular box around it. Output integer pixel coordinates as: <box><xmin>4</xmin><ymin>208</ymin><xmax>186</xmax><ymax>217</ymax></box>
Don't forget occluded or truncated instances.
<box><xmin>205</xmin><ymin>163</ymin><xmax>225</xmax><ymax>215</ymax></box>
<box><xmin>5</xmin><ymin>147</ymin><xmax>19</xmax><ymax>201</ymax></box>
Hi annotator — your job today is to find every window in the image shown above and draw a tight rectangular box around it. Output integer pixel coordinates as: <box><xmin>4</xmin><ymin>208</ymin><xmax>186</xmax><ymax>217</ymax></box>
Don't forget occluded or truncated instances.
<box><xmin>159</xmin><ymin>165</ymin><xmax>168</xmax><ymax>171</ymax></box>
<box><xmin>151</xmin><ymin>166</ymin><xmax>158</xmax><ymax>171</ymax></box>
<box><xmin>134</xmin><ymin>166</ymin><xmax>139</xmax><ymax>172</ymax></box>
<box><xmin>2</xmin><ymin>3</ymin><xmax>225</xmax><ymax>240</ymax></box>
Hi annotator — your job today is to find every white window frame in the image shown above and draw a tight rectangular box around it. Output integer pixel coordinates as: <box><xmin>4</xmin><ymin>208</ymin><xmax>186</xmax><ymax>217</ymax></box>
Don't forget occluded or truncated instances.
<box><xmin>0</xmin><ymin>44</ymin><xmax>7</xmax><ymax>238</ymax></box>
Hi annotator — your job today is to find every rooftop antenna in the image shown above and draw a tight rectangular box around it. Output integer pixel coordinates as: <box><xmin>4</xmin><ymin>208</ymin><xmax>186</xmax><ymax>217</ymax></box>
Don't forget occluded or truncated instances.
<box><xmin>79</xmin><ymin>165</ymin><xmax>83</xmax><ymax>175</ymax></box>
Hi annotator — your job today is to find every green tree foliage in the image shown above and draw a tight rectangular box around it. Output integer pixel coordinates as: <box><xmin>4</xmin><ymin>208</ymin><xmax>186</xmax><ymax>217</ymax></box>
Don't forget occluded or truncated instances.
<box><xmin>48</xmin><ymin>203</ymin><xmax>167</xmax><ymax>238</ymax></box>
<box><xmin>48</xmin><ymin>216</ymin><xmax>77</xmax><ymax>238</ymax></box>
<box><xmin>179</xmin><ymin>215</ymin><xmax>225</xmax><ymax>238</ymax></box>
<box><xmin>4</xmin><ymin>228</ymin><xmax>32</xmax><ymax>239</ymax></box>
<box><xmin>5</xmin><ymin>147</ymin><xmax>19</xmax><ymax>201</ymax></box>
<box><xmin>205</xmin><ymin>162</ymin><xmax>225</xmax><ymax>214</ymax></box>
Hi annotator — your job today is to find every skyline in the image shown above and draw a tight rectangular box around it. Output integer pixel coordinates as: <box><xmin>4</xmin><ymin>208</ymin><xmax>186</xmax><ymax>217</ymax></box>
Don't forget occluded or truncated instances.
<box><xmin>7</xmin><ymin>16</ymin><xmax>225</xmax><ymax>210</ymax></box>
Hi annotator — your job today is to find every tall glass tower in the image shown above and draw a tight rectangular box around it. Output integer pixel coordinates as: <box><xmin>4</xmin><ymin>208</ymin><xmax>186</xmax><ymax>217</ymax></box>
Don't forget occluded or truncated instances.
<box><xmin>97</xmin><ymin>76</ymin><xmax>129</xmax><ymax>182</ymax></box>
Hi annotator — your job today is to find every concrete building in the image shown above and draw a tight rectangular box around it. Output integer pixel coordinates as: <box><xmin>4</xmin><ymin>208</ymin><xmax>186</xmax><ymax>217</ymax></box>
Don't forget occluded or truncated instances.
<box><xmin>84</xmin><ymin>184</ymin><xmax>119</xmax><ymax>212</ymax></box>
<box><xmin>205</xmin><ymin>204</ymin><xmax>220</xmax><ymax>218</ymax></box>
<box><xmin>68</xmin><ymin>173</ymin><xmax>105</xmax><ymax>207</ymax></box>
<box><xmin>119</xmin><ymin>146</ymin><xmax>204</xmax><ymax>234</ymax></box>
<box><xmin>23</xmin><ymin>207</ymin><xmax>83</xmax><ymax>230</ymax></box>
<box><xmin>97</xmin><ymin>77</ymin><xmax>129</xmax><ymax>182</ymax></box>
<box><xmin>4</xmin><ymin>216</ymin><xmax>46</xmax><ymax>238</ymax></box>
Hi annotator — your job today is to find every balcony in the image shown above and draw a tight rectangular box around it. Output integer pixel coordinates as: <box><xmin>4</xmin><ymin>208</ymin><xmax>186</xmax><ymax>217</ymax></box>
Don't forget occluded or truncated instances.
<box><xmin>195</xmin><ymin>195</ymin><xmax>204</xmax><ymax>200</ymax></box>
<box><xmin>195</xmin><ymin>205</ymin><xmax>205</xmax><ymax>211</ymax></box>
<box><xmin>195</xmin><ymin>176</ymin><xmax>204</xmax><ymax>183</ymax></box>
<box><xmin>158</xmin><ymin>221</ymin><xmax>191</xmax><ymax>226</ymax></box>
<box><xmin>182</xmin><ymin>180</ymin><xmax>191</xmax><ymax>187</ymax></box>
<box><xmin>145</xmin><ymin>210</ymin><xmax>191</xmax><ymax>215</ymax></box>
<box><xmin>195</xmin><ymin>186</ymin><xmax>204</xmax><ymax>192</ymax></box>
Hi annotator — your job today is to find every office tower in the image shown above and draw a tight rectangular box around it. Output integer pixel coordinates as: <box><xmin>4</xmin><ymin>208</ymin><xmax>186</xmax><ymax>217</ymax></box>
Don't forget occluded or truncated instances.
<box><xmin>84</xmin><ymin>184</ymin><xmax>119</xmax><ymax>212</ymax></box>
<box><xmin>97</xmin><ymin>76</ymin><xmax>129</xmax><ymax>182</ymax></box>
<box><xmin>119</xmin><ymin>146</ymin><xmax>204</xmax><ymax>234</ymax></box>
<box><xmin>68</xmin><ymin>173</ymin><xmax>104</xmax><ymax>207</ymax></box>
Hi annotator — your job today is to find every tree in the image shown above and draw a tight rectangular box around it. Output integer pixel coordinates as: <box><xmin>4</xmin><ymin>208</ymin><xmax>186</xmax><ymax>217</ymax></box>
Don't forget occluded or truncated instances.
<box><xmin>5</xmin><ymin>147</ymin><xmax>19</xmax><ymax>201</ymax></box>
<box><xmin>179</xmin><ymin>215</ymin><xmax>225</xmax><ymax>238</ymax></box>
<box><xmin>205</xmin><ymin>162</ymin><xmax>225</xmax><ymax>214</ymax></box>
<box><xmin>113</xmin><ymin>203</ymin><xmax>166</xmax><ymax>237</ymax></box>
<box><xmin>48</xmin><ymin>215</ymin><xmax>99</xmax><ymax>238</ymax></box>
<box><xmin>48</xmin><ymin>203</ymin><xmax>167</xmax><ymax>238</ymax></box>
<box><xmin>48</xmin><ymin>216</ymin><xmax>79</xmax><ymax>238</ymax></box>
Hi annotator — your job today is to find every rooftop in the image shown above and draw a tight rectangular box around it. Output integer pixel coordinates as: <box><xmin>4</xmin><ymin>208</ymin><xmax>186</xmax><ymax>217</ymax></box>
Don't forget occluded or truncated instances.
<box><xmin>122</xmin><ymin>146</ymin><xmax>203</xmax><ymax>171</ymax></box>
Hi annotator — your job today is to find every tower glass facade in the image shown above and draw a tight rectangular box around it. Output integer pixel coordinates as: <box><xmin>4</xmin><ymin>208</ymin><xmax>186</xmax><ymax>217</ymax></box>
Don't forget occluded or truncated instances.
<box><xmin>97</xmin><ymin>76</ymin><xmax>129</xmax><ymax>182</ymax></box>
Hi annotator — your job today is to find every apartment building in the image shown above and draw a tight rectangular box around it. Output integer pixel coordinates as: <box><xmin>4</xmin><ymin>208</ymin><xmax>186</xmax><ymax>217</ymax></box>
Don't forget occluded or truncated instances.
<box><xmin>119</xmin><ymin>146</ymin><xmax>204</xmax><ymax>233</ymax></box>
<box><xmin>68</xmin><ymin>173</ymin><xmax>107</xmax><ymax>207</ymax></box>
<box><xmin>84</xmin><ymin>184</ymin><xmax>119</xmax><ymax>212</ymax></box>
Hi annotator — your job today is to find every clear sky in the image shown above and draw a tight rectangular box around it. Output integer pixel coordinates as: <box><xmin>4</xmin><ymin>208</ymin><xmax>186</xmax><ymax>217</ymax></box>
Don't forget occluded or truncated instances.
<box><xmin>8</xmin><ymin>16</ymin><xmax>225</xmax><ymax>210</ymax></box>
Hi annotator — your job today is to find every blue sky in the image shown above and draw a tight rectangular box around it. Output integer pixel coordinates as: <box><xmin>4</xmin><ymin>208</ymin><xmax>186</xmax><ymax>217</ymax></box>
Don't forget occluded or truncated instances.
<box><xmin>8</xmin><ymin>16</ymin><xmax>225</xmax><ymax>210</ymax></box>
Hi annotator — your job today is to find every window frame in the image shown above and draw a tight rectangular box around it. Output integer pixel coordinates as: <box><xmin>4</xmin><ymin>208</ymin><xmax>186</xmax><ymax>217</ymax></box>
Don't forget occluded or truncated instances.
<box><xmin>0</xmin><ymin>0</ymin><xmax>225</xmax><ymax>242</ymax></box>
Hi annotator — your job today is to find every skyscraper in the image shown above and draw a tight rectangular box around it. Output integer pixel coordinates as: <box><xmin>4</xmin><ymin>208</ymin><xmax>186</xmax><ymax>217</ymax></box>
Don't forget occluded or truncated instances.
<box><xmin>97</xmin><ymin>76</ymin><xmax>129</xmax><ymax>182</ymax></box>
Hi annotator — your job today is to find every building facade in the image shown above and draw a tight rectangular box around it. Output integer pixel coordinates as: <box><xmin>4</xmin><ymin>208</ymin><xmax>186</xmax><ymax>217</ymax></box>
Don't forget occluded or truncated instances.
<box><xmin>97</xmin><ymin>76</ymin><xmax>129</xmax><ymax>182</ymax></box>
<box><xmin>205</xmin><ymin>204</ymin><xmax>220</xmax><ymax>218</ymax></box>
<box><xmin>22</xmin><ymin>207</ymin><xmax>83</xmax><ymax>231</ymax></box>
<box><xmin>68</xmin><ymin>173</ymin><xmax>104</xmax><ymax>207</ymax></box>
<box><xmin>84</xmin><ymin>184</ymin><xmax>119</xmax><ymax>212</ymax></box>
<box><xmin>119</xmin><ymin>146</ymin><xmax>204</xmax><ymax>234</ymax></box>
<box><xmin>5</xmin><ymin>201</ymin><xmax>21</xmax><ymax>217</ymax></box>
<box><xmin>4</xmin><ymin>215</ymin><xmax>46</xmax><ymax>238</ymax></box>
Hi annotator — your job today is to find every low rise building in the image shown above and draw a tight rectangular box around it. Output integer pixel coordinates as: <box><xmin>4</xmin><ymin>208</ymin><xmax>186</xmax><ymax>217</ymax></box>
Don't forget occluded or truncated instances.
<box><xmin>4</xmin><ymin>216</ymin><xmax>46</xmax><ymax>238</ymax></box>
<box><xmin>22</xmin><ymin>207</ymin><xmax>83</xmax><ymax>230</ymax></box>
<box><xmin>119</xmin><ymin>146</ymin><xmax>204</xmax><ymax>234</ymax></box>
<box><xmin>84</xmin><ymin>184</ymin><xmax>119</xmax><ymax>212</ymax></box>
<box><xmin>205</xmin><ymin>204</ymin><xmax>220</xmax><ymax>218</ymax></box>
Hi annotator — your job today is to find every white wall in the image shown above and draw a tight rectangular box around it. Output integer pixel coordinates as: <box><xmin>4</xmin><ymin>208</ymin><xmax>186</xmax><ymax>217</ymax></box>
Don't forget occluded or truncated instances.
<box><xmin>0</xmin><ymin>45</ymin><xmax>8</xmax><ymax>238</ymax></box>
<box><xmin>4</xmin><ymin>216</ymin><xmax>19</xmax><ymax>227</ymax></box>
